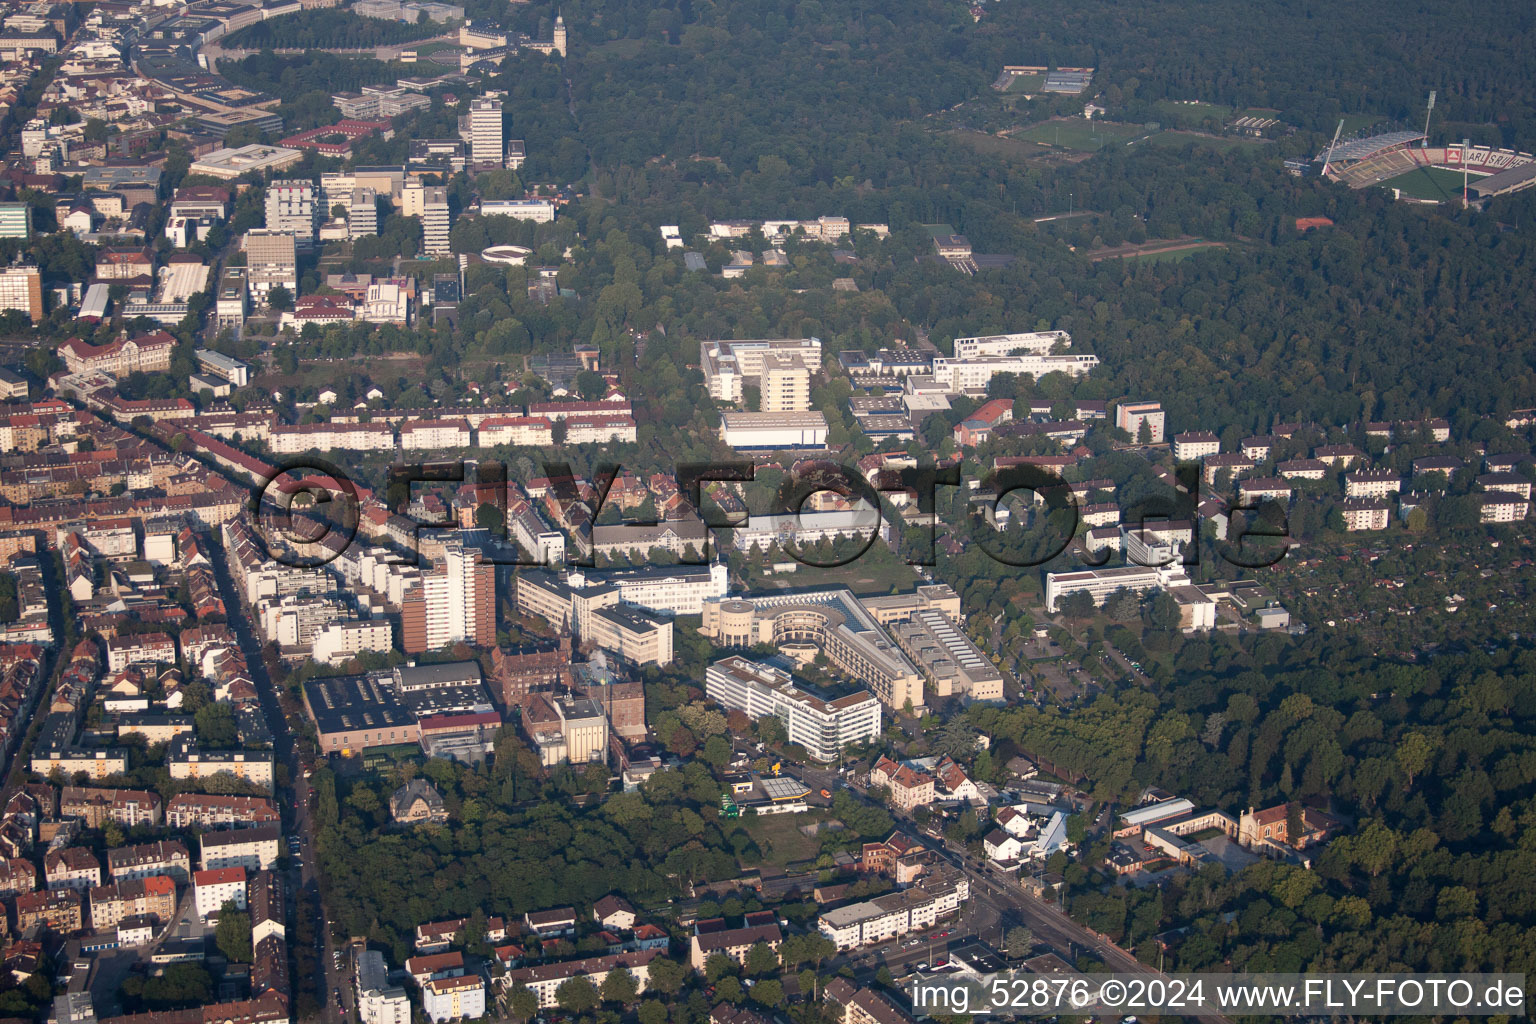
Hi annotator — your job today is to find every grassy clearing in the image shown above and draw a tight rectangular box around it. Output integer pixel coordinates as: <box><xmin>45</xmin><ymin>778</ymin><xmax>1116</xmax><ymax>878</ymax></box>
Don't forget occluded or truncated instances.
<box><xmin>1154</xmin><ymin>100</ymin><xmax>1231</xmax><ymax>125</ymax></box>
<box><xmin>1016</xmin><ymin>119</ymin><xmax>1148</xmax><ymax>151</ymax></box>
<box><xmin>948</xmin><ymin>129</ymin><xmax>1053</xmax><ymax>163</ymax></box>
<box><xmin>736</xmin><ymin>812</ymin><xmax>826</xmax><ymax>868</ymax></box>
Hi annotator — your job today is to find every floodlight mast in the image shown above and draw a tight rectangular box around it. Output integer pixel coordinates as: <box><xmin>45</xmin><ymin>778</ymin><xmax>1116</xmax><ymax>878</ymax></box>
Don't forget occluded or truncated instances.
<box><xmin>1321</xmin><ymin>119</ymin><xmax>1345</xmax><ymax>177</ymax></box>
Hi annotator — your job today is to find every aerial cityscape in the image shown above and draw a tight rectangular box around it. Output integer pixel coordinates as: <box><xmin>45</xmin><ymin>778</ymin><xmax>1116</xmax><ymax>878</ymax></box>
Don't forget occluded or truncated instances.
<box><xmin>0</xmin><ymin>0</ymin><xmax>1530</xmax><ymax>1021</ymax></box>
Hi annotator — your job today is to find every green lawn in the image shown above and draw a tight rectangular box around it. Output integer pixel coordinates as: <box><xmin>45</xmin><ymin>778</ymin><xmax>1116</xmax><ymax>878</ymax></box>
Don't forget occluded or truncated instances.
<box><xmin>1016</xmin><ymin>119</ymin><xmax>1148</xmax><ymax>151</ymax></box>
<box><xmin>948</xmin><ymin>130</ymin><xmax>1053</xmax><ymax>164</ymax></box>
<box><xmin>1380</xmin><ymin>166</ymin><xmax>1467</xmax><ymax>202</ymax></box>
<box><xmin>1154</xmin><ymin>100</ymin><xmax>1231</xmax><ymax>125</ymax></box>
<box><xmin>735</xmin><ymin>812</ymin><xmax>826</xmax><ymax>869</ymax></box>
<box><xmin>741</xmin><ymin>538</ymin><xmax>920</xmax><ymax>596</ymax></box>
<box><xmin>1124</xmin><ymin>247</ymin><xmax>1200</xmax><ymax>263</ymax></box>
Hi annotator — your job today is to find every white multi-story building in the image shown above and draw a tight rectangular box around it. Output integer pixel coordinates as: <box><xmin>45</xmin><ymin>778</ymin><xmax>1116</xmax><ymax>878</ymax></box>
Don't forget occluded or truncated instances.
<box><xmin>259</xmin><ymin>594</ymin><xmax>353</xmax><ymax>648</ymax></box>
<box><xmin>510</xmin><ymin>502</ymin><xmax>565</xmax><ymax>566</ymax></box>
<box><xmin>265</xmin><ymin>180</ymin><xmax>317</xmax><ymax>241</ymax></box>
<box><xmin>401</xmin><ymin>419</ymin><xmax>471</xmax><ymax>449</ymax></box>
<box><xmin>705</xmin><ymin>656</ymin><xmax>880</xmax><ymax>761</ymax></box>
<box><xmin>477</xmin><ymin>416</ymin><xmax>553</xmax><ymax>447</ymax></box>
<box><xmin>198</xmin><ymin>824</ymin><xmax>280</xmax><ymax>871</ymax></box>
<box><xmin>312</xmin><ymin>620</ymin><xmax>393</xmax><ymax>665</ymax></box>
<box><xmin>480</xmin><ymin>198</ymin><xmax>555</xmax><ymax>223</ymax></box>
<box><xmin>357</xmin><ymin>279</ymin><xmax>410</xmax><ymax>324</ymax></box>
<box><xmin>1344</xmin><ymin>470</ymin><xmax>1402</xmax><ymax>499</ymax></box>
<box><xmin>1171</xmin><ymin>431</ymin><xmax>1220</xmax><ymax>461</ymax></box>
<box><xmin>1477</xmin><ymin>472</ymin><xmax>1533</xmax><ymax>500</ymax></box>
<box><xmin>469</xmin><ymin>97</ymin><xmax>503</xmax><ymax>168</ymax></box>
<box><xmin>349</xmin><ymin>188</ymin><xmax>378</xmax><ymax>238</ymax></box>
<box><xmin>951</xmin><ymin>331</ymin><xmax>1069</xmax><ymax>359</ymax></box>
<box><xmin>930</xmin><ymin>352</ymin><xmax>1099</xmax><ymax>394</ymax></box>
<box><xmin>700</xmin><ymin>337</ymin><xmax>820</xmax><ymax>405</ymax></box>
<box><xmin>401</xmin><ymin>538</ymin><xmax>495</xmax><ymax>653</ymax></box>
<box><xmin>192</xmin><ymin>866</ymin><xmax>246</xmax><ymax>919</ymax></box>
<box><xmin>421</xmin><ymin>975</ymin><xmax>484</xmax><ymax>1022</ymax></box>
<box><xmin>356</xmin><ymin>951</ymin><xmax>410</xmax><ymax>1024</ymax></box>
<box><xmin>501</xmin><ymin>950</ymin><xmax>659</xmax><ymax>1009</ymax></box>
<box><xmin>758</xmin><ymin>352</ymin><xmax>811</xmax><ymax>412</ymax></box>
<box><xmin>563</xmin><ymin>562</ymin><xmax>729</xmax><ymax>617</ymax></box>
<box><xmin>817</xmin><ymin>872</ymin><xmax>969</xmax><ymax>950</ymax></box>
<box><xmin>1339</xmin><ymin>499</ymin><xmax>1391</xmax><ymax>532</ymax></box>
<box><xmin>269</xmin><ymin>422</ymin><xmax>395</xmax><ymax>454</ymax></box>
<box><xmin>1481</xmin><ymin>496</ymin><xmax>1529</xmax><ymax>523</ymax></box>
<box><xmin>422</xmin><ymin>187</ymin><xmax>452</xmax><ymax>257</ymax></box>
<box><xmin>562</xmin><ymin>414</ymin><xmax>637</xmax><ymax>444</ymax></box>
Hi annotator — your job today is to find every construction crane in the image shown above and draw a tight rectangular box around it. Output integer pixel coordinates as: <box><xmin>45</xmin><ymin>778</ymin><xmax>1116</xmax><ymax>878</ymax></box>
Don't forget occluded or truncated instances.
<box><xmin>1320</xmin><ymin>118</ymin><xmax>1345</xmax><ymax>177</ymax></box>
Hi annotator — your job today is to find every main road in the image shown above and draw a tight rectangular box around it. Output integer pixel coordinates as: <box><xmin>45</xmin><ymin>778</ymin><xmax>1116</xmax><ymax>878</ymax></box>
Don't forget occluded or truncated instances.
<box><xmin>210</xmin><ymin>534</ymin><xmax>353</xmax><ymax>1024</ymax></box>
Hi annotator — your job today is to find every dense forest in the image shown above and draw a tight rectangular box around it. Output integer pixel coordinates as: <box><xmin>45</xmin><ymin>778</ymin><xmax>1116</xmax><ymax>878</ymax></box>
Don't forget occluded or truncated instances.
<box><xmin>969</xmin><ymin>637</ymin><xmax>1536</xmax><ymax>978</ymax></box>
<box><xmin>221</xmin><ymin>9</ymin><xmax>452</xmax><ymax>50</ymax></box>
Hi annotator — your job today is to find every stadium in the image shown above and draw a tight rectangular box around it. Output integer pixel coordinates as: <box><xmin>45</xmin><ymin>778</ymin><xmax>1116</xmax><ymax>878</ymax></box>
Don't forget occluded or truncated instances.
<box><xmin>1318</xmin><ymin>131</ymin><xmax>1536</xmax><ymax>203</ymax></box>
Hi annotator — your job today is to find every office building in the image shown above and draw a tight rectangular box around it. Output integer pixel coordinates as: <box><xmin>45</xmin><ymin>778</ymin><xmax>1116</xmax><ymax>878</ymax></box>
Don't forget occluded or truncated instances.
<box><xmin>0</xmin><ymin>203</ymin><xmax>31</xmax><ymax>238</ymax></box>
<box><xmin>700</xmin><ymin>337</ymin><xmax>821</xmax><ymax>405</ymax></box>
<box><xmin>705</xmin><ymin>656</ymin><xmax>881</xmax><ymax>761</ymax></box>
<box><xmin>349</xmin><ymin>188</ymin><xmax>378</xmax><ymax>238</ymax></box>
<box><xmin>422</xmin><ymin>187</ymin><xmax>452</xmax><ymax>257</ymax></box>
<box><xmin>264</xmin><ymin>180</ymin><xmax>317</xmax><ymax>240</ymax></box>
<box><xmin>0</xmin><ymin>263</ymin><xmax>43</xmax><ymax>322</ymax></box>
<box><xmin>401</xmin><ymin>538</ymin><xmax>496</xmax><ymax>653</ymax></box>
<box><xmin>700</xmin><ymin>589</ymin><xmax>926</xmax><ymax>712</ymax></box>
<box><xmin>216</xmin><ymin>267</ymin><xmax>247</xmax><ymax>327</ymax></box>
<box><xmin>469</xmin><ymin>97</ymin><xmax>503</xmax><ymax>168</ymax></box>
<box><xmin>759</xmin><ymin>352</ymin><xmax>812</xmax><ymax>412</ymax></box>
<box><xmin>479</xmin><ymin>198</ymin><xmax>555</xmax><ymax>222</ymax></box>
<box><xmin>242</xmin><ymin>231</ymin><xmax>298</xmax><ymax>305</ymax></box>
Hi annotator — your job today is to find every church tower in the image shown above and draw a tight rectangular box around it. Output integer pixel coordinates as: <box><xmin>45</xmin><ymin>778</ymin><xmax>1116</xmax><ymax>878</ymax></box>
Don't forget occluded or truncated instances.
<box><xmin>552</xmin><ymin>11</ymin><xmax>566</xmax><ymax>56</ymax></box>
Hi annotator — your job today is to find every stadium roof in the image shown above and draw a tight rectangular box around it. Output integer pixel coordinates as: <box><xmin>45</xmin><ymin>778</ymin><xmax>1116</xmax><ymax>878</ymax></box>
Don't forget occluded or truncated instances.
<box><xmin>1470</xmin><ymin>162</ymin><xmax>1536</xmax><ymax>198</ymax></box>
<box><xmin>1317</xmin><ymin>131</ymin><xmax>1426</xmax><ymax>164</ymax></box>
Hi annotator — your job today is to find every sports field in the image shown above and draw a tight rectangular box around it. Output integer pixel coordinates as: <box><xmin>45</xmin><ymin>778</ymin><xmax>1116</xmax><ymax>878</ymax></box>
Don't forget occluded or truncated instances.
<box><xmin>1153</xmin><ymin>100</ymin><xmax>1231</xmax><ymax>126</ymax></box>
<box><xmin>1003</xmin><ymin>73</ymin><xmax>1045</xmax><ymax>92</ymax></box>
<box><xmin>1017</xmin><ymin>119</ymin><xmax>1147</xmax><ymax>151</ymax></box>
<box><xmin>1380</xmin><ymin>166</ymin><xmax>1468</xmax><ymax>202</ymax></box>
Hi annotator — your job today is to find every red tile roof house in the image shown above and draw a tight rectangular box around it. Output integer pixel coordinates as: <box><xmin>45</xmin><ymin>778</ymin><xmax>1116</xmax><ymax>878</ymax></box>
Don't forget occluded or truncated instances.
<box><xmin>952</xmin><ymin>398</ymin><xmax>1014</xmax><ymax>447</ymax></box>
<box><xmin>405</xmin><ymin>950</ymin><xmax>465</xmax><ymax>987</ymax></box>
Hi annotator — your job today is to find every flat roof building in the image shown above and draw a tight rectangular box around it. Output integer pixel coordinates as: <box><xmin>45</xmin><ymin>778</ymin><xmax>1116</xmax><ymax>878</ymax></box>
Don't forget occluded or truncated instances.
<box><xmin>189</xmin><ymin>145</ymin><xmax>304</xmax><ymax>180</ymax></box>
<box><xmin>705</xmin><ymin>656</ymin><xmax>881</xmax><ymax>761</ymax></box>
